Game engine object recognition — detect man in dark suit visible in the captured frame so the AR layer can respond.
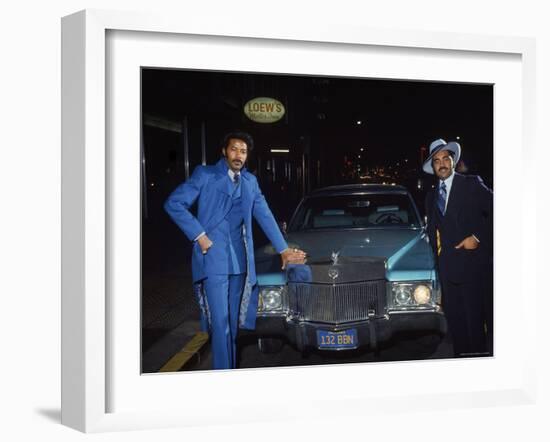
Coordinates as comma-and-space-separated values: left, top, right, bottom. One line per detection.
164, 131, 306, 370
423, 138, 493, 357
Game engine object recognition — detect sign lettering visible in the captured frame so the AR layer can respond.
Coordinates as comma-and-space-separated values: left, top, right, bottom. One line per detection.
244, 97, 285, 123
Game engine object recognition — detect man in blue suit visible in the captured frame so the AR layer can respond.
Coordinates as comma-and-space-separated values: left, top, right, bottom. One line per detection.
423, 138, 493, 357
164, 131, 306, 369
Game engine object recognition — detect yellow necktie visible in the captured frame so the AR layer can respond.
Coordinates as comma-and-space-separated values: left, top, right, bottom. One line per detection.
436, 228, 441, 255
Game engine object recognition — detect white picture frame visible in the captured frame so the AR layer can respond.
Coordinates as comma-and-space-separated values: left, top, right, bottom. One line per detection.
61, 9, 537, 433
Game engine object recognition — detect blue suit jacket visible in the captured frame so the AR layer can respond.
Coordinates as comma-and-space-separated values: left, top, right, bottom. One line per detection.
425, 173, 493, 283
164, 158, 288, 329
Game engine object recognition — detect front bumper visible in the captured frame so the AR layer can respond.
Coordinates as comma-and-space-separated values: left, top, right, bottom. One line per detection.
244, 311, 447, 351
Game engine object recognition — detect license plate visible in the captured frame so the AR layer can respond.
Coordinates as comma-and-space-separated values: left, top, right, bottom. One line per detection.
317, 329, 358, 350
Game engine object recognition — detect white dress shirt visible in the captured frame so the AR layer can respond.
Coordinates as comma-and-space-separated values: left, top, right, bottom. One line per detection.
439, 171, 455, 213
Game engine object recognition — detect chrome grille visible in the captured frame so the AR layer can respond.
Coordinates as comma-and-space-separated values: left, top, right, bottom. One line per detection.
288, 280, 386, 324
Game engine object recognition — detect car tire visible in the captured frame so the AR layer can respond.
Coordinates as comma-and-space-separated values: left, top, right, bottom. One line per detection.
257, 337, 284, 354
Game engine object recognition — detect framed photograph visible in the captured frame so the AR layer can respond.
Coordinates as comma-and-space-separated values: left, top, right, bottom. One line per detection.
62, 9, 537, 433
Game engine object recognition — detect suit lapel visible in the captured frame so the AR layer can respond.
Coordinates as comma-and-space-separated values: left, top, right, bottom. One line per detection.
214, 158, 233, 196
207, 160, 253, 230
202, 159, 233, 232
445, 173, 463, 218
240, 169, 253, 213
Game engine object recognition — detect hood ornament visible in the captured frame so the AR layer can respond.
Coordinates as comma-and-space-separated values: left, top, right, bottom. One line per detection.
328, 251, 340, 280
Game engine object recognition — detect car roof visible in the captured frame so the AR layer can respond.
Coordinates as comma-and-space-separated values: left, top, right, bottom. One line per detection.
308, 183, 409, 197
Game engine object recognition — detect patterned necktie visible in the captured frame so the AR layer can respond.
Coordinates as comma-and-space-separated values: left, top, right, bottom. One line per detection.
233, 173, 240, 185
437, 181, 447, 215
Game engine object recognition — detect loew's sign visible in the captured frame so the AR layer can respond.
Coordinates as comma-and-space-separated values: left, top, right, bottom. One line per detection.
244, 97, 285, 123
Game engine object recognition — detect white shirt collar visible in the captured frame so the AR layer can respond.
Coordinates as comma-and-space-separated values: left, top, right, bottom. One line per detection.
228, 169, 240, 181
440, 171, 455, 189
440, 171, 455, 210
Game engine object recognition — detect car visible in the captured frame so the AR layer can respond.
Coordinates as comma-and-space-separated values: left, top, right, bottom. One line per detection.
249, 184, 446, 353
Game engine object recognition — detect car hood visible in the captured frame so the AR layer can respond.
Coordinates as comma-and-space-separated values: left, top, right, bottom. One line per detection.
255, 228, 435, 279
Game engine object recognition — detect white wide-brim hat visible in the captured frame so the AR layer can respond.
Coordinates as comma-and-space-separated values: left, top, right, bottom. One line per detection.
422, 138, 461, 175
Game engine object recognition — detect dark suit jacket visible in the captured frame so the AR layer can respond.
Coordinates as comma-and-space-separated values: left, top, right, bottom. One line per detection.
425, 173, 493, 283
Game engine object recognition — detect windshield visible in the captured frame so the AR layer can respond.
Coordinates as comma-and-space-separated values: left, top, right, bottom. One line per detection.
289, 192, 421, 231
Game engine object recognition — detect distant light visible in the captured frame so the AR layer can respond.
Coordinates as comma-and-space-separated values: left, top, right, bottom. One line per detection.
358, 155, 361, 159
150, 182, 155, 187
360, 148, 364, 152
456, 136, 461, 140
270, 149, 290, 153
356, 120, 362, 125
391, 183, 396, 186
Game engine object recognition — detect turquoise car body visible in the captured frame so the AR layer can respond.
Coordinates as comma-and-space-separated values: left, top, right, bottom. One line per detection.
250, 184, 446, 352
256, 228, 436, 285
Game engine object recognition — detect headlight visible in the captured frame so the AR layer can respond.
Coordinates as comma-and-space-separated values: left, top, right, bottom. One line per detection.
258, 287, 284, 312
394, 286, 412, 305
413, 284, 431, 304
390, 282, 433, 309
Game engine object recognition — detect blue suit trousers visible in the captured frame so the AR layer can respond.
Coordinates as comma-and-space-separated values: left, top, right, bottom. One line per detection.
203, 273, 246, 369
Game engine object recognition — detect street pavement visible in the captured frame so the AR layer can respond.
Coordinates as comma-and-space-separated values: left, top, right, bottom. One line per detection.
182, 330, 455, 371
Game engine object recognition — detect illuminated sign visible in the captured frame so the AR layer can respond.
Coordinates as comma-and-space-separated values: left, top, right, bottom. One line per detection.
270, 149, 290, 153
244, 97, 285, 123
